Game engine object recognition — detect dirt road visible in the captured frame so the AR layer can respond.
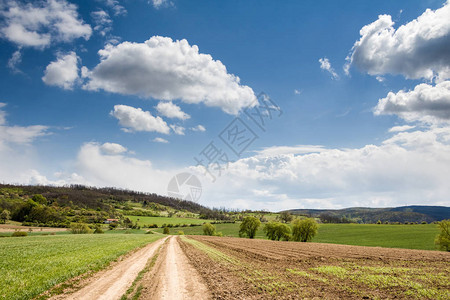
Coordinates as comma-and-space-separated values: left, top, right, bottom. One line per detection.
54, 235, 210, 300
54, 237, 167, 300
141, 236, 211, 300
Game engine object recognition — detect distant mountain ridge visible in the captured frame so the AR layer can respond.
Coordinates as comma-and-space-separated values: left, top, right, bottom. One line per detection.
287, 205, 450, 223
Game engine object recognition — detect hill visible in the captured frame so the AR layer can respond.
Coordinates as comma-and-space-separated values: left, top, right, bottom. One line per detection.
0, 184, 229, 227
287, 206, 450, 223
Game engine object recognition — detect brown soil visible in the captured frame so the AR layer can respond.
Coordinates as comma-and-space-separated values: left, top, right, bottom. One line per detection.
0, 224, 67, 232
180, 236, 450, 299
193, 235, 450, 262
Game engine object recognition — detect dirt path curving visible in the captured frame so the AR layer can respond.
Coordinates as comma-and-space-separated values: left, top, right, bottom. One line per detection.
53, 236, 168, 300
141, 236, 211, 300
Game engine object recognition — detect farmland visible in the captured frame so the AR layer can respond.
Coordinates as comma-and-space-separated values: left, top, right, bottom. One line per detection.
154, 223, 441, 250
180, 236, 450, 299
0, 234, 162, 300
1, 230, 449, 299
126, 215, 216, 227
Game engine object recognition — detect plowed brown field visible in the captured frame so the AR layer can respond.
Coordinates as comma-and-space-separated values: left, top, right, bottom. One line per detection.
180, 236, 450, 299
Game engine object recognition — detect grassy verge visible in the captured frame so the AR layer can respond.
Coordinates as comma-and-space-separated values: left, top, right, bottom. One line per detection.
0, 234, 162, 300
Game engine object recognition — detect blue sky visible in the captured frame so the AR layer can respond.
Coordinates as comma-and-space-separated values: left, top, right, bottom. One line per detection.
1, 0, 450, 210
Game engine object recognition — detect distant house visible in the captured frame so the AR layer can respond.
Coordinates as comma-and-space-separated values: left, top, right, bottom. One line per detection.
104, 219, 119, 224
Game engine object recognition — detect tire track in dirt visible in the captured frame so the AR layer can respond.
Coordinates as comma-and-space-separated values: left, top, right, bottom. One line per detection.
141, 236, 211, 300
53, 236, 168, 300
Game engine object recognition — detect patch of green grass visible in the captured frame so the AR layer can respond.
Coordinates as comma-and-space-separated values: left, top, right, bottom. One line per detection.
0, 234, 162, 300
126, 215, 215, 227
311, 263, 450, 299
313, 223, 440, 250
312, 266, 348, 279
286, 269, 328, 283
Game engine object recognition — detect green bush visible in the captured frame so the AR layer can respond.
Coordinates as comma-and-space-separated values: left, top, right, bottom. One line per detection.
435, 219, 450, 251
239, 216, 261, 239
32, 194, 47, 205
292, 218, 318, 242
146, 230, 154, 234
202, 223, 216, 236
163, 227, 170, 234
177, 230, 184, 235
70, 223, 92, 234
11, 231, 28, 237
264, 222, 291, 241
93, 225, 104, 234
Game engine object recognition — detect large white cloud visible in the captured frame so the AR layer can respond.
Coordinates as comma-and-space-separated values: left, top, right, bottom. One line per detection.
110, 104, 170, 134
347, 1, 450, 81
156, 101, 190, 120
0, 103, 55, 186
189, 127, 450, 210
42, 52, 80, 89
83, 36, 257, 114
0, 103, 49, 145
374, 81, 450, 123
0, 0, 92, 48
76, 142, 174, 195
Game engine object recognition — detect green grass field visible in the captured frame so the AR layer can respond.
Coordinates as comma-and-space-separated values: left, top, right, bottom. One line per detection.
155, 222, 441, 251
0, 234, 162, 300
126, 215, 216, 226
313, 223, 440, 250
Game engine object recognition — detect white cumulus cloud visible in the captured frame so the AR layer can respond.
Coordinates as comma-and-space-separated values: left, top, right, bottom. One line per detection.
374, 81, 450, 123
347, 1, 450, 81
110, 104, 170, 134
155, 101, 190, 120
170, 124, 185, 135
76, 142, 173, 195
42, 51, 80, 89
0, 0, 92, 48
192, 127, 450, 210
100, 142, 127, 155
83, 36, 257, 114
